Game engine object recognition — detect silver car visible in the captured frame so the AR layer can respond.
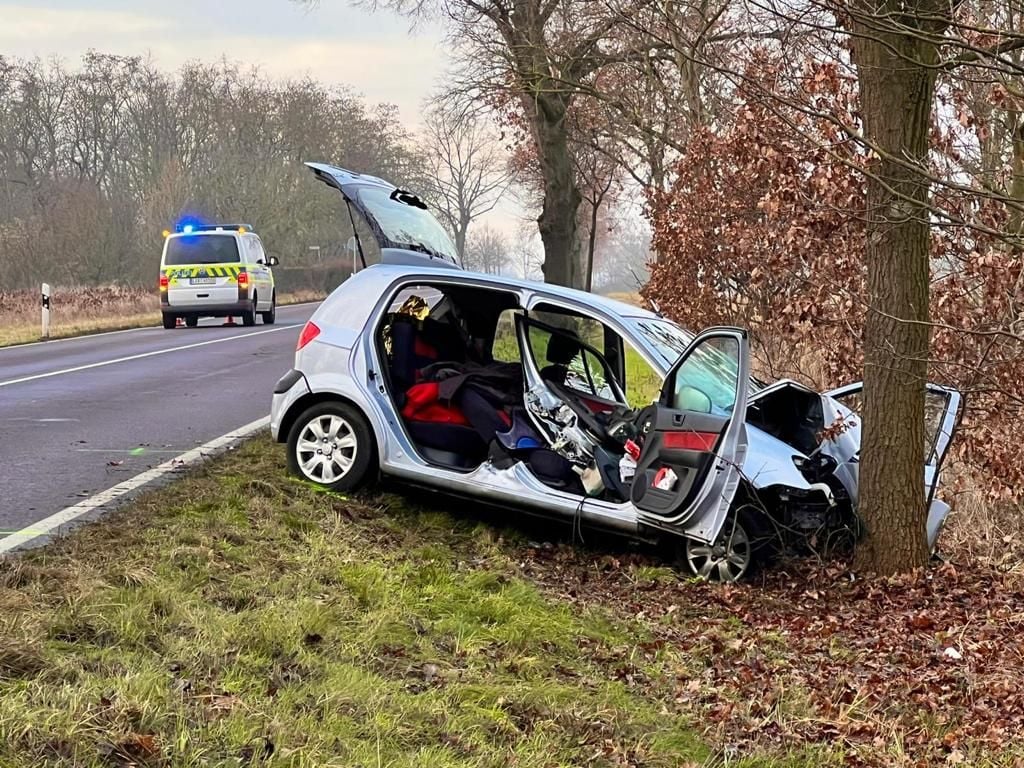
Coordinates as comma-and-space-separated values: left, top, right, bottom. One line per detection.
270, 163, 962, 580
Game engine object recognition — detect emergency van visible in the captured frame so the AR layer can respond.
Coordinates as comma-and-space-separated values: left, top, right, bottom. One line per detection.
159, 223, 278, 329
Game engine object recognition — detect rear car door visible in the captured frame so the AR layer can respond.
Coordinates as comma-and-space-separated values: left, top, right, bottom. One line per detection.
631, 328, 751, 543
824, 381, 962, 502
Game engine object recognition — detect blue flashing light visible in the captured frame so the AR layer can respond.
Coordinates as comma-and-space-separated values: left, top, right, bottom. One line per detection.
182, 224, 195, 234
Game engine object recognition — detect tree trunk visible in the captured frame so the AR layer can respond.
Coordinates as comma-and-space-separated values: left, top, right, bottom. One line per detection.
526, 93, 583, 288
850, 4, 945, 574
1010, 118, 1024, 235
585, 199, 599, 292
455, 213, 470, 262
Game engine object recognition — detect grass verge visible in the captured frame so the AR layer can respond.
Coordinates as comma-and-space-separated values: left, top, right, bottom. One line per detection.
0, 438, 712, 768
3, 437, 1022, 767
0, 290, 323, 347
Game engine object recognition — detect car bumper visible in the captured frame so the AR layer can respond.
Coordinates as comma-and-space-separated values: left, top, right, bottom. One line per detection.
270, 369, 311, 442
162, 301, 254, 316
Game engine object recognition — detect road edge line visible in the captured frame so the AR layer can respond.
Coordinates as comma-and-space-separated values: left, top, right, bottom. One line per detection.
0, 416, 270, 555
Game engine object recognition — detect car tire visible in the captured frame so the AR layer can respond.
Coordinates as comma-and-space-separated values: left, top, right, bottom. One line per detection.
162, 313, 176, 329
241, 296, 257, 327
286, 402, 376, 492
677, 506, 770, 582
261, 292, 276, 325
185, 316, 199, 328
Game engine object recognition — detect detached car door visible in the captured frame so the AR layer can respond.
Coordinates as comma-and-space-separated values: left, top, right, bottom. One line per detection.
824, 381, 962, 502
631, 328, 751, 544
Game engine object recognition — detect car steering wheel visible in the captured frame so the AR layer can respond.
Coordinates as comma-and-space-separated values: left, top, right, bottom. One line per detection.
546, 380, 616, 449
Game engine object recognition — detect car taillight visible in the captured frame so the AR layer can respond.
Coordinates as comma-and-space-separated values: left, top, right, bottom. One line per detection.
663, 431, 719, 452
297, 321, 320, 350
238, 271, 249, 286
159, 274, 168, 289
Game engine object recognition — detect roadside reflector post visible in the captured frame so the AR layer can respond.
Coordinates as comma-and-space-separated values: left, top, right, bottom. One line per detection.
41, 283, 51, 339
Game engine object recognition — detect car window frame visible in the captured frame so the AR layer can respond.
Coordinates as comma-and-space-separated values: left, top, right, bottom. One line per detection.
524, 296, 669, 407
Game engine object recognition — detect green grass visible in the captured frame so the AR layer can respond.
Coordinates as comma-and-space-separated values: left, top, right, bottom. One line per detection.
4, 439, 1014, 766
0, 439, 712, 767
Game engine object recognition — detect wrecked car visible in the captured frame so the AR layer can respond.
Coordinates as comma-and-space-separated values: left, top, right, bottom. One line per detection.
270, 163, 962, 581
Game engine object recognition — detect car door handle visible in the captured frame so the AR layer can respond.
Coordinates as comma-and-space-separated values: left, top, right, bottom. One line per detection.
672, 413, 685, 426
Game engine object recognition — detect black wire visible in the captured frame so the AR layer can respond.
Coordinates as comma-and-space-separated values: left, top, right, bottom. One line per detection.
573, 494, 587, 546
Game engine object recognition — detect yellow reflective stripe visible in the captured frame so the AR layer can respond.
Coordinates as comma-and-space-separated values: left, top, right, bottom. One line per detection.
161, 263, 244, 280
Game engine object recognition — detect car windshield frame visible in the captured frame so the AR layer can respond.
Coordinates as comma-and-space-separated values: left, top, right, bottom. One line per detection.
353, 185, 460, 265
164, 233, 240, 265
628, 317, 766, 396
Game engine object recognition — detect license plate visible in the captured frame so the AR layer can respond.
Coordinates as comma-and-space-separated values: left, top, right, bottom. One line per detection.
190, 277, 216, 285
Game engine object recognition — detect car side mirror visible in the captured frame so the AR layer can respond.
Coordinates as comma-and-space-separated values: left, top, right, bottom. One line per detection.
268, 256, 279, 267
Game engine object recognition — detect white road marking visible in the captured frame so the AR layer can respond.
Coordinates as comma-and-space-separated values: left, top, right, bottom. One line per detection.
0, 416, 270, 555
0, 300, 322, 352
0, 325, 297, 389
74, 448, 182, 454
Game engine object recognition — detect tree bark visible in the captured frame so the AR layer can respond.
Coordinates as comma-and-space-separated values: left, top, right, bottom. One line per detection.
585, 198, 598, 292
849, 2, 947, 574
527, 92, 583, 288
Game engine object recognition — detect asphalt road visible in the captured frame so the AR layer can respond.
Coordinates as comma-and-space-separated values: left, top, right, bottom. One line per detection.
0, 303, 317, 542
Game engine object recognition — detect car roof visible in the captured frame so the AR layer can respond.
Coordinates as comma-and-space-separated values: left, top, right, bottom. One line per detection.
347, 263, 662, 322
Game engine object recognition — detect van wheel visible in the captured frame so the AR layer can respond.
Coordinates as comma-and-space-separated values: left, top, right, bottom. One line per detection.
185, 316, 199, 328
162, 313, 176, 330
286, 402, 376, 492
242, 295, 257, 327
261, 292, 276, 325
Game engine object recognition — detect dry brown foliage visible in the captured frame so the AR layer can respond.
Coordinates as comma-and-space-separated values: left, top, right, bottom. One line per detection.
644, 56, 1024, 504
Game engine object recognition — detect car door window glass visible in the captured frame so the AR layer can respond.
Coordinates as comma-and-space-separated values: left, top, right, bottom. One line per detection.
667, 337, 740, 415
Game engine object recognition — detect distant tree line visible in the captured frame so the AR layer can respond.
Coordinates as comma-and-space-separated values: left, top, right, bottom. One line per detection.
0, 52, 420, 291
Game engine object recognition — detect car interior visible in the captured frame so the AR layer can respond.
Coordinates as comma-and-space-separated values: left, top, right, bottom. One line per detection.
375, 283, 646, 501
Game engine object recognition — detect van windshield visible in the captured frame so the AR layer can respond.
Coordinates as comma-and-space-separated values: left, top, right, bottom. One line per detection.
165, 235, 240, 265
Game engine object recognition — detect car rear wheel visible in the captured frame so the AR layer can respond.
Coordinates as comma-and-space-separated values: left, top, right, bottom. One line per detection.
261, 292, 276, 325
162, 313, 176, 330
241, 295, 257, 327
287, 402, 376, 492
185, 316, 199, 328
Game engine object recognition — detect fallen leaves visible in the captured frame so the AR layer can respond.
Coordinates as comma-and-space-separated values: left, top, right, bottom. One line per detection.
516, 543, 1024, 766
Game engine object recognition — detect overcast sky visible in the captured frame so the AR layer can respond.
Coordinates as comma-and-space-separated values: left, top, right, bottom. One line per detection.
0, 1, 537, 240
0, 1, 446, 123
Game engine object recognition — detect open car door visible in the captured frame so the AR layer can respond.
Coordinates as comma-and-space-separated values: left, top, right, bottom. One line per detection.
824, 381, 962, 504
631, 328, 751, 544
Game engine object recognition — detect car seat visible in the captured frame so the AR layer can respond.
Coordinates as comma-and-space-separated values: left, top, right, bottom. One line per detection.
540, 331, 582, 386
389, 316, 437, 393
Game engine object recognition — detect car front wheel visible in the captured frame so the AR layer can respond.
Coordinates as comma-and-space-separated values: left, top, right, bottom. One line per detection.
286, 402, 376, 492
680, 507, 769, 582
